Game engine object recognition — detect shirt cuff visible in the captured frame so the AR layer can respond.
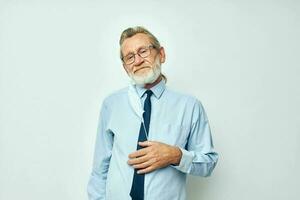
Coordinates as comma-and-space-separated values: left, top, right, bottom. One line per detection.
170, 147, 195, 173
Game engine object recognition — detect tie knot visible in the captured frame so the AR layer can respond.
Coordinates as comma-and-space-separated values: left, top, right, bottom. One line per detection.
145, 90, 153, 98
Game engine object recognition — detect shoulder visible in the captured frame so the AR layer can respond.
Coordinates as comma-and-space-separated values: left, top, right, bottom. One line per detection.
102, 86, 128, 107
166, 86, 209, 124
164, 86, 208, 123
164, 86, 203, 107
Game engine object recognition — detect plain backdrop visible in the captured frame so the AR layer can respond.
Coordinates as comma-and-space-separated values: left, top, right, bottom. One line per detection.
0, 0, 299, 200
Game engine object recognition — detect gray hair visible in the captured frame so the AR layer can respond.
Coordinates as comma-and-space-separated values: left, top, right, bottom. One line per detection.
119, 26, 161, 57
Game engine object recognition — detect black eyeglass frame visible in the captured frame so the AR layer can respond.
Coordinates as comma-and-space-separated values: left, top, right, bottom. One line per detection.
122, 45, 156, 65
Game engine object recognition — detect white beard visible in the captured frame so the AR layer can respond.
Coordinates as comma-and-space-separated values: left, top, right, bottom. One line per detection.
129, 57, 161, 86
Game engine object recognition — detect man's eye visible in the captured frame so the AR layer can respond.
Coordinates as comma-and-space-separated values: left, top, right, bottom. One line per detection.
126, 55, 134, 60
139, 49, 147, 54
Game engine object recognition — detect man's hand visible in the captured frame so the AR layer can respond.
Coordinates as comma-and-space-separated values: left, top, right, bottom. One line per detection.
127, 141, 182, 174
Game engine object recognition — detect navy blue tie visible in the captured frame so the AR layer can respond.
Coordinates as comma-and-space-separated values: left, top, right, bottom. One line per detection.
130, 90, 153, 200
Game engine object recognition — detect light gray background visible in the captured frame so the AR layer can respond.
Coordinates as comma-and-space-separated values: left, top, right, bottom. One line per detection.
0, 0, 299, 200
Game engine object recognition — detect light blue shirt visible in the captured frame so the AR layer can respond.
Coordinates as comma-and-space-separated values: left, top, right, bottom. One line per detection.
87, 79, 218, 200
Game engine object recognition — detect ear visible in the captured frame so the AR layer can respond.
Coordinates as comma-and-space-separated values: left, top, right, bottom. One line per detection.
159, 47, 166, 63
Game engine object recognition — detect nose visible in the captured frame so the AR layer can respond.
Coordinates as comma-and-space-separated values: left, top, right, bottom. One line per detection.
133, 54, 144, 66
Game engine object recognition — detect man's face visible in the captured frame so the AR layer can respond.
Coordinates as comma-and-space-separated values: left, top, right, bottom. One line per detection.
121, 33, 165, 85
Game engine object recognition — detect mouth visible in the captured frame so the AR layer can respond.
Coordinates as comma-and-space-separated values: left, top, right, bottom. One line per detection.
134, 66, 150, 73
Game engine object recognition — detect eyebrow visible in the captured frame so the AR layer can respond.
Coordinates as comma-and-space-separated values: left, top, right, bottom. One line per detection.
124, 45, 149, 56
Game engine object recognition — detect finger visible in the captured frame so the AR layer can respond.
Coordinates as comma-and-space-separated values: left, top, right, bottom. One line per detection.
133, 158, 156, 169
127, 155, 149, 165
138, 141, 154, 147
137, 165, 156, 174
128, 148, 148, 158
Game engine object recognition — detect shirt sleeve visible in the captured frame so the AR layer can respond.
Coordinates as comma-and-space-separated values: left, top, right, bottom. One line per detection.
171, 99, 219, 177
87, 101, 114, 200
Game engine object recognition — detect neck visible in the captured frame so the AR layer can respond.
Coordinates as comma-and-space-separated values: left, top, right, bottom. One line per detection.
144, 75, 162, 89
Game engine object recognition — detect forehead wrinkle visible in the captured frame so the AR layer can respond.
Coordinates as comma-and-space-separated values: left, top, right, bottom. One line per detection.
121, 33, 152, 56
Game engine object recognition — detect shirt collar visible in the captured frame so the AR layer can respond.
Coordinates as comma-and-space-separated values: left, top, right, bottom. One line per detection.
135, 78, 166, 99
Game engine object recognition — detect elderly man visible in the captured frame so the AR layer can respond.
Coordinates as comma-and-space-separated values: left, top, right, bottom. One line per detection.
87, 26, 218, 200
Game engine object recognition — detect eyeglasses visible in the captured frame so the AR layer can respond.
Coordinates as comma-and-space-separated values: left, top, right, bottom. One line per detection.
122, 45, 155, 65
